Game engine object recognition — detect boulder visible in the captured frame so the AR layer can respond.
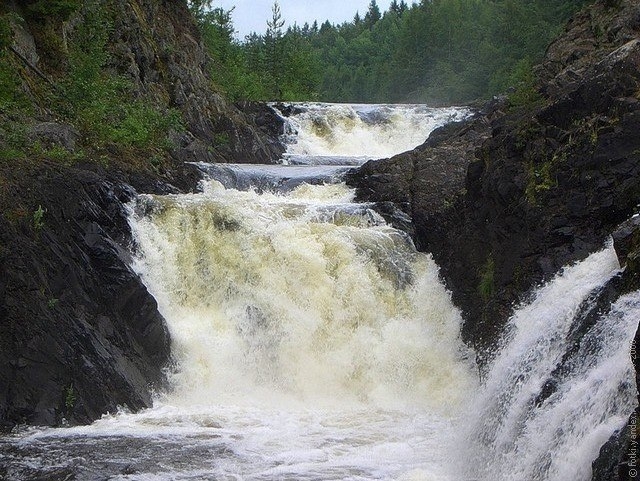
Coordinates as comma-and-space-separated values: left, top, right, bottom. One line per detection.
29, 122, 80, 151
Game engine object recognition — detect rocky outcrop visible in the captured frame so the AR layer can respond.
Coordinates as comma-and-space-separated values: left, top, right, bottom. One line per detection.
0, 162, 200, 429
4, 0, 284, 165
346, 99, 502, 231
105, 0, 284, 164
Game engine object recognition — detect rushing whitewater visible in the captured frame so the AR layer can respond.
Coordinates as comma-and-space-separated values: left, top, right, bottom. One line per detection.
274, 103, 469, 163
466, 245, 639, 481
129, 181, 475, 412
0, 103, 637, 481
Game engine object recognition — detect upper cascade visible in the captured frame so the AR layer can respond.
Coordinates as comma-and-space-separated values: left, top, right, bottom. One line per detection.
273, 103, 470, 164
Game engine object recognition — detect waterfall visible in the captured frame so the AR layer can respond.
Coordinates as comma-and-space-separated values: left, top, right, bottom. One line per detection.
273, 103, 470, 164
0, 103, 636, 481
128, 180, 476, 412
465, 244, 638, 481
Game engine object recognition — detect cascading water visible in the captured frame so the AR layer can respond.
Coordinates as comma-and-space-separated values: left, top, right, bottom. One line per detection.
0, 103, 637, 481
129, 182, 475, 412
465, 244, 639, 481
273, 103, 469, 165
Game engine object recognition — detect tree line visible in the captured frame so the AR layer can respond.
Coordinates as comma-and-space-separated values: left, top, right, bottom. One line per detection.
190, 0, 589, 105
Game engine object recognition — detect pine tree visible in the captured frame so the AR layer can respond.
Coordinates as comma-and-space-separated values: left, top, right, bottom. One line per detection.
265, 1, 286, 99
266, 1, 285, 40
187, 0, 212, 24
364, 0, 381, 29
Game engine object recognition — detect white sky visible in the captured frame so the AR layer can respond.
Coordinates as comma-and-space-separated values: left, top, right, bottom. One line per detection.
214, 0, 396, 39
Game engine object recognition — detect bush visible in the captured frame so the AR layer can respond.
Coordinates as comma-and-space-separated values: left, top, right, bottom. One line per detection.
62, 1, 184, 151
507, 58, 543, 109
108, 104, 183, 148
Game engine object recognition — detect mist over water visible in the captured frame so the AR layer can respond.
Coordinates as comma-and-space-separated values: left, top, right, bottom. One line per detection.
0, 103, 637, 481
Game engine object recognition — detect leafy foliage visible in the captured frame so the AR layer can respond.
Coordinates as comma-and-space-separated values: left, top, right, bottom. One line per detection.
0, 56, 24, 113
0, 14, 12, 50
32, 204, 45, 230
478, 254, 495, 302
60, 1, 182, 150
0, 0, 183, 165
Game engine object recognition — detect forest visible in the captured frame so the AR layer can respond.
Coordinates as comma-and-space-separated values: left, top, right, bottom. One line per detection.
191, 0, 590, 105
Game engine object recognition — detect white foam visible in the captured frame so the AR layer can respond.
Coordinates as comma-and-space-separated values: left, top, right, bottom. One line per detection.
463, 244, 639, 481
277, 103, 469, 161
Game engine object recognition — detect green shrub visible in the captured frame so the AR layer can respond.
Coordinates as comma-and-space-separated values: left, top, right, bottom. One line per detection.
62, 1, 184, 151
0, 147, 26, 162
526, 160, 557, 205
107, 104, 179, 148
0, 54, 26, 113
0, 15, 12, 50
507, 58, 543, 109
33, 205, 45, 230
64, 384, 76, 410
478, 254, 495, 302
0, 123, 27, 161
214, 132, 231, 146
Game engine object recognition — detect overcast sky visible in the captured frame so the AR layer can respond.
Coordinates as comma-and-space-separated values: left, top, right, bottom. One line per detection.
214, 0, 397, 39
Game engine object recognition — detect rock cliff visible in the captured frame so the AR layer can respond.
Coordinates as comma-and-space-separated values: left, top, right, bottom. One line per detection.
0, 165, 173, 428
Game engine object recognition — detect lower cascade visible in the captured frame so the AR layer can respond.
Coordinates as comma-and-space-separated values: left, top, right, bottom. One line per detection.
0, 104, 637, 481
129, 181, 475, 413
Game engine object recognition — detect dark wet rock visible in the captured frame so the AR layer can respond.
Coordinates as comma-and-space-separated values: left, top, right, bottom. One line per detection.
270, 102, 305, 118
369, 202, 415, 238
592, 414, 637, 481
0, 166, 173, 430
346, 109, 497, 222
613, 215, 640, 291
235, 101, 287, 141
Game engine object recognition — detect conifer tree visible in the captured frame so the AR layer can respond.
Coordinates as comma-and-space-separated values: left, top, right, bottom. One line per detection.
364, 1, 381, 29
265, 1, 285, 99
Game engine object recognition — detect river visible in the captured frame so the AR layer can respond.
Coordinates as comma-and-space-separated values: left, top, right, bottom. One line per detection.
0, 103, 637, 481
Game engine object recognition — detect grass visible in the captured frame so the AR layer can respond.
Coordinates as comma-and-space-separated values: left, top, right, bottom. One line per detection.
64, 383, 76, 410
478, 254, 495, 302
32, 205, 45, 230
525, 159, 557, 205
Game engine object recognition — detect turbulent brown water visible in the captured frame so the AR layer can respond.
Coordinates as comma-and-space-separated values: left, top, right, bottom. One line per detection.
0, 103, 636, 481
